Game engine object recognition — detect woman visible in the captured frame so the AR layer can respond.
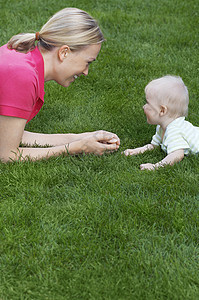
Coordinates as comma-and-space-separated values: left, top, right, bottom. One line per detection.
0, 7, 120, 162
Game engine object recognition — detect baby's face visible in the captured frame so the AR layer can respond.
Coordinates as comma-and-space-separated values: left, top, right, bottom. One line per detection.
143, 91, 161, 125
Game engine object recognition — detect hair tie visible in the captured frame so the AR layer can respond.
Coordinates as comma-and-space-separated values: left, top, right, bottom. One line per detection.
35, 32, 40, 41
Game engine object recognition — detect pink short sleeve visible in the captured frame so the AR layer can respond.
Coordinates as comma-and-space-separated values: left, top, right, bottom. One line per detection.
0, 65, 37, 120
0, 45, 44, 122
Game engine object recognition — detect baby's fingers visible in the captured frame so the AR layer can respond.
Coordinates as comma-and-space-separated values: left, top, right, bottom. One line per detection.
122, 149, 134, 156
140, 163, 155, 171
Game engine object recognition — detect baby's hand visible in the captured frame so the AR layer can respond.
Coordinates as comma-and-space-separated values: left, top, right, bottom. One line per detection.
140, 163, 155, 171
122, 149, 140, 156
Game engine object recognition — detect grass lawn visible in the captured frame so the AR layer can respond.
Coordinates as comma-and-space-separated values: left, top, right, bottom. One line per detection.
1, 0, 199, 299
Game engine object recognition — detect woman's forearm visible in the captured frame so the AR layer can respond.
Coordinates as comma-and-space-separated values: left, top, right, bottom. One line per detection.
7, 140, 84, 162
22, 130, 92, 147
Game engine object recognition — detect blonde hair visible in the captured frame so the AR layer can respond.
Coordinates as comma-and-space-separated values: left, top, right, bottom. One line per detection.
145, 75, 189, 117
7, 7, 104, 53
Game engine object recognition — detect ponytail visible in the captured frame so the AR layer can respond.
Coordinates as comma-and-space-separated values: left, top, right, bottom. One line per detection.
7, 8, 104, 53
7, 33, 37, 53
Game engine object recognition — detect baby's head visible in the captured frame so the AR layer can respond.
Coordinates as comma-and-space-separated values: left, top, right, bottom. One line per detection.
145, 75, 189, 118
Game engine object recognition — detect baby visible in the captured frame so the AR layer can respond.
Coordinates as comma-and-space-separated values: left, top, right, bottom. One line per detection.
124, 75, 199, 170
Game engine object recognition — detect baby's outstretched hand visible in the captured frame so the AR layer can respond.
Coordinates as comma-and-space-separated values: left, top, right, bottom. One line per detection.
140, 163, 155, 171
122, 149, 139, 156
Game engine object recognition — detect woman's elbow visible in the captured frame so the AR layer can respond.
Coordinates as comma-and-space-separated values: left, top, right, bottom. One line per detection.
0, 149, 18, 163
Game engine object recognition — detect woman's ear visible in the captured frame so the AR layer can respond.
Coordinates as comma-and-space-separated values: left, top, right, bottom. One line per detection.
58, 45, 70, 62
159, 105, 168, 116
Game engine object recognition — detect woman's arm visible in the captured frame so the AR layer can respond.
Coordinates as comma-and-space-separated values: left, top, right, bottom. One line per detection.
22, 130, 106, 146
140, 149, 185, 170
9, 133, 119, 162
0, 116, 119, 162
0, 115, 27, 162
123, 143, 156, 156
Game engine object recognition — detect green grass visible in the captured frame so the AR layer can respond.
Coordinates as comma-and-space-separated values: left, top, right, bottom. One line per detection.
1, 0, 199, 299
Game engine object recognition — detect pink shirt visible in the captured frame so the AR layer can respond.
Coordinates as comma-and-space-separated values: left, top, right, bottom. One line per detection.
0, 45, 45, 123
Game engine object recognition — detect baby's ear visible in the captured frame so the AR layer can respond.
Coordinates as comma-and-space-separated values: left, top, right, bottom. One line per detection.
159, 105, 168, 116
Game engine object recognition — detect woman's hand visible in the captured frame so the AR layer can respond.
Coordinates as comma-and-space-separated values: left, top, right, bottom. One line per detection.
82, 130, 120, 155
68, 130, 120, 155
85, 130, 120, 146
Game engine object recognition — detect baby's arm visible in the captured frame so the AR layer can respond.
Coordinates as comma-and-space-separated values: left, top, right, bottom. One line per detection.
140, 149, 184, 170
123, 143, 156, 156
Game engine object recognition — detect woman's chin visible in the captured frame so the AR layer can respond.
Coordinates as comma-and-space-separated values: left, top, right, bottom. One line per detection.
66, 78, 75, 86
61, 80, 73, 88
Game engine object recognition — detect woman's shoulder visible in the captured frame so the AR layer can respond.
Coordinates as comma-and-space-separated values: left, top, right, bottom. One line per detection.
0, 45, 38, 83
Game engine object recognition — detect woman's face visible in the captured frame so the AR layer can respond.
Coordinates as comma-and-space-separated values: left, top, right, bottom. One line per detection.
54, 43, 101, 87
